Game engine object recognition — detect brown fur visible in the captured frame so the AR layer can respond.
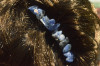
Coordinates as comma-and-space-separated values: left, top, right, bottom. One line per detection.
0, 0, 100, 66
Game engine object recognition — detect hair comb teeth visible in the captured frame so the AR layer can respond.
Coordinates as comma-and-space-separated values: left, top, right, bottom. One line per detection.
28, 5, 74, 63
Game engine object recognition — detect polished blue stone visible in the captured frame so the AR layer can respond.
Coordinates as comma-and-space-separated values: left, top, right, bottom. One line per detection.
53, 31, 62, 36
49, 19, 55, 25
59, 38, 69, 47
63, 44, 71, 53
42, 16, 49, 25
52, 30, 65, 41
36, 9, 44, 19
49, 24, 60, 31
58, 34, 65, 41
52, 23, 60, 31
63, 52, 74, 62
28, 6, 44, 19
52, 31, 62, 39
28, 6, 38, 15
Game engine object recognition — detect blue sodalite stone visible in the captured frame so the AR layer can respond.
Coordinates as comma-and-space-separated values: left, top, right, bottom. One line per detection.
28, 6, 38, 15
28, 6, 44, 19
49, 19, 55, 25
53, 31, 62, 36
63, 51, 74, 62
52, 30, 65, 41
36, 9, 44, 19
42, 16, 49, 25
58, 34, 65, 41
59, 38, 69, 47
52, 31, 62, 39
46, 23, 60, 31
28, 6, 60, 31
63, 44, 71, 53
49, 23, 60, 31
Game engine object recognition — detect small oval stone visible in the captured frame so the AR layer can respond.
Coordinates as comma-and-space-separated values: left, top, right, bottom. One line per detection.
63, 44, 71, 53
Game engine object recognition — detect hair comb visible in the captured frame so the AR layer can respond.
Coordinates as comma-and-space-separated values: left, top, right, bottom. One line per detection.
28, 6, 74, 62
